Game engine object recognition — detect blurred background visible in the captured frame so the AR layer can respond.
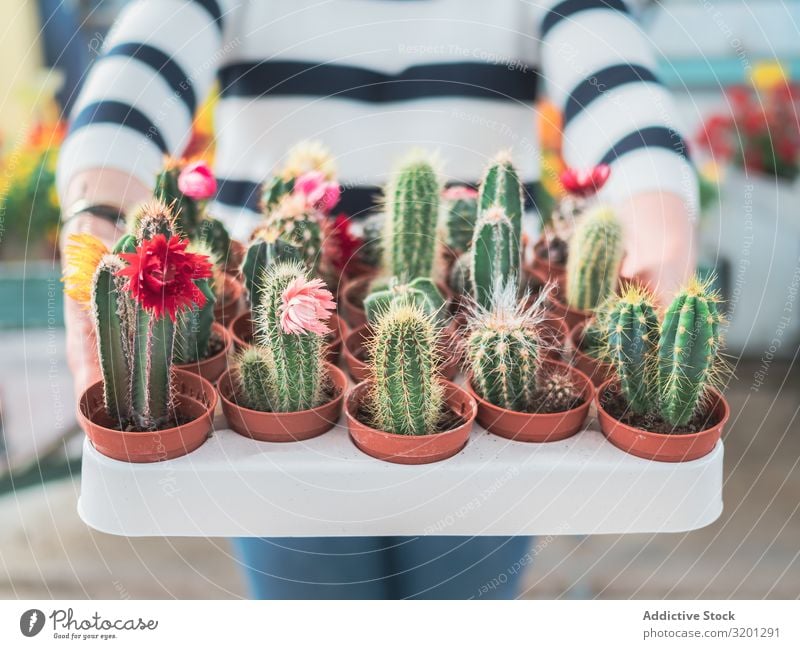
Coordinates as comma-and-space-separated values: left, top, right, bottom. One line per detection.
0, 0, 797, 598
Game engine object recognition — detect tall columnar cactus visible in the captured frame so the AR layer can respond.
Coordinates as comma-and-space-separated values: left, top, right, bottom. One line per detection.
363, 277, 447, 325
242, 228, 301, 308
479, 152, 523, 238
131, 308, 175, 430
173, 277, 216, 363
606, 285, 660, 415
384, 152, 440, 280
91, 256, 136, 423
262, 194, 324, 274
155, 163, 199, 235
565, 205, 623, 311
443, 186, 479, 255
657, 277, 724, 426
368, 303, 443, 436
448, 251, 472, 297
246, 261, 332, 412
466, 282, 543, 412
470, 206, 520, 308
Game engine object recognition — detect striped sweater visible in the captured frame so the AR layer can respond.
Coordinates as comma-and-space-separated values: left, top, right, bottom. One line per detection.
57, 0, 696, 239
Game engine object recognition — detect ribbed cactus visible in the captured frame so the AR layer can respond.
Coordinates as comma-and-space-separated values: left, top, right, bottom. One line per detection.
249, 261, 329, 412
606, 285, 660, 414
262, 195, 323, 274
443, 186, 479, 254
657, 277, 724, 426
448, 251, 472, 296
565, 205, 623, 311
539, 372, 578, 413
235, 346, 274, 412
134, 200, 175, 241
479, 152, 523, 238
470, 206, 520, 308
91, 256, 136, 423
368, 303, 443, 436
384, 152, 440, 280
131, 308, 175, 430
465, 282, 545, 411
363, 277, 447, 326
173, 278, 216, 363
155, 164, 199, 236
197, 217, 232, 264
242, 228, 301, 308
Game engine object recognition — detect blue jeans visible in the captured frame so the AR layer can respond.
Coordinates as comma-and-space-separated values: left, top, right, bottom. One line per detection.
231, 536, 531, 599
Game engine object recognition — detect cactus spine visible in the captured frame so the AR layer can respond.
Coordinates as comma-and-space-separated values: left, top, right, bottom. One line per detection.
384, 153, 440, 280
368, 303, 443, 436
565, 205, 623, 311
657, 277, 723, 426
443, 187, 479, 254
155, 164, 199, 236
262, 195, 323, 274
363, 277, 447, 326
470, 206, 520, 308
132, 309, 175, 430
466, 283, 543, 411
242, 229, 300, 308
606, 285, 660, 414
173, 278, 216, 363
479, 152, 523, 237
251, 261, 328, 412
235, 346, 274, 412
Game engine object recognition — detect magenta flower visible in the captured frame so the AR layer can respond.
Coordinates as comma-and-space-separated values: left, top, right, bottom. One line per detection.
279, 276, 336, 335
294, 170, 341, 213
559, 164, 611, 198
178, 160, 217, 200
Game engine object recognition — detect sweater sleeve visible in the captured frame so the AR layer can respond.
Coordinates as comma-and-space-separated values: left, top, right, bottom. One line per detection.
534, 0, 698, 217
56, 0, 241, 201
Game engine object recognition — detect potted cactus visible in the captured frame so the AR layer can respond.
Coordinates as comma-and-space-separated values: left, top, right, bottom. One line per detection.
463, 282, 593, 442
567, 298, 616, 388
546, 204, 623, 331
217, 261, 348, 442
67, 202, 218, 463
440, 184, 479, 271
344, 301, 477, 464
595, 279, 730, 462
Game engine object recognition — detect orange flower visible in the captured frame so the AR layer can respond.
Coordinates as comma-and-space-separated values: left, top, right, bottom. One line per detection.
61, 233, 109, 308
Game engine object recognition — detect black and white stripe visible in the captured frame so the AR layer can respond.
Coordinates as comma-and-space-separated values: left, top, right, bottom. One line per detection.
58, 0, 696, 239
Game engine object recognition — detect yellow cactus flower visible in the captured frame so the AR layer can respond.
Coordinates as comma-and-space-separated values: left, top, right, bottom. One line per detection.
750, 61, 787, 91
281, 140, 336, 181
61, 233, 110, 308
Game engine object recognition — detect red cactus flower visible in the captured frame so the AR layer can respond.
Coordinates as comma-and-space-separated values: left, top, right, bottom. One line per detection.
117, 234, 214, 321
325, 213, 363, 272
559, 164, 611, 197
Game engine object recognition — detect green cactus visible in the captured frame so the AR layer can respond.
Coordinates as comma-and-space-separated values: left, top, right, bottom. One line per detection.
154, 164, 199, 236
235, 346, 274, 412
448, 251, 472, 296
443, 187, 479, 254
262, 195, 323, 275
470, 206, 520, 308
134, 200, 175, 241
384, 152, 440, 280
368, 302, 443, 436
173, 278, 216, 363
478, 152, 523, 238
539, 371, 579, 412
197, 217, 232, 264
565, 205, 623, 311
250, 261, 329, 412
262, 175, 294, 212
657, 277, 724, 426
241, 229, 301, 308
91, 256, 136, 424
466, 282, 543, 412
605, 285, 660, 415
363, 277, 447, 326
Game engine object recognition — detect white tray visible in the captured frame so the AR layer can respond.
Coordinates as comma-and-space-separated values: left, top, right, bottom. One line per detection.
78, 414, 723, 537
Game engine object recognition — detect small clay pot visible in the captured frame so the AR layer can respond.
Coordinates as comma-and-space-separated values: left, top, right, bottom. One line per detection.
214, 275, 244, 326
595, 380, 729, 462
546, 290, 592, 333
228, 311, 345, 364
568, 321, 615, 388
77, 369, 217, 463
218, 362, 347, 442
222, 240, 246, 277
345, 379, 477, 464
176, 322, 232, 383
465, 360, 593, 443
343, 323, 460, 383
529, 235, 567, 288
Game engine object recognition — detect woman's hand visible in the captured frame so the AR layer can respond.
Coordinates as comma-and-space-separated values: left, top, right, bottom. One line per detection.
615, 191, 696, 308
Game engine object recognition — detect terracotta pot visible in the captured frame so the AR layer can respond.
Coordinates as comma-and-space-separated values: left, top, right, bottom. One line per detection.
218, 362, 347, 442
345, 379, 477, 464
223, 240, 246, 277
176, 322, 233, 383
343, 323, 460, 383
465, 360, 593, 442
568, 321, 615, 388
595, 380, 729, 462
77, 369, 217, 463
228, 311, 344, 364
530, 235, 567, 287
214, 275, 244, 326
546, 290, 592, 333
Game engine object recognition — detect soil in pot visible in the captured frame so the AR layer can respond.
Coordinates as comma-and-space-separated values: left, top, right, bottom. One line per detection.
466, 360, 593, 442
176, 322, 232, 382
78, 369, 217, 463
345, 380, 477, 464
596, 381, 729, 462
218, 362, 347, 442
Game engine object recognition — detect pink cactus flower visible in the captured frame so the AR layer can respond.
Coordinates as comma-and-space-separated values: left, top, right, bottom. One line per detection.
279, 276, 336, 335
178, 160, 217, 199
294, 170, 341, 213
442, 185, 478, 201
559, 164, 611, 197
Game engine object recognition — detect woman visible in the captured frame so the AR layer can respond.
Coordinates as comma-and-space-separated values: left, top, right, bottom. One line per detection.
58, 0, 696, 599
